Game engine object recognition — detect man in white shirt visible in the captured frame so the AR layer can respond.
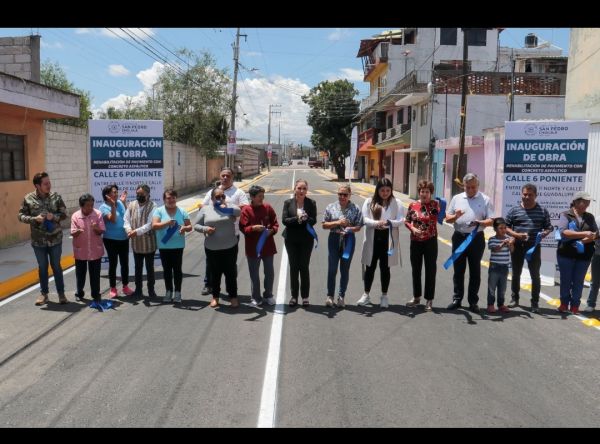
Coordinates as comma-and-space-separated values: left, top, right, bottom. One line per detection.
200, 167, 249, 295
445, 173, 494, 313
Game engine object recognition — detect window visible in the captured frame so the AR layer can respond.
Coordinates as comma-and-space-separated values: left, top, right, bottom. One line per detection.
440, 28, 457, 46
0, 134, 26, 182
397, 108, 404, 125
420, 103, 428, 126
466, 28, 487, 47
384, 155, 392, 175
525, 103, 531, 113
387, 114, 393, 129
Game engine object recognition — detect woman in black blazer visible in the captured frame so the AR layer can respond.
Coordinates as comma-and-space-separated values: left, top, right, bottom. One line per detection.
282, 179, 317, 306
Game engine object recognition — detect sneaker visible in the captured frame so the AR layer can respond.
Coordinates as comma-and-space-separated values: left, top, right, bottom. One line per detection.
425, 300, 433, 311
558, 303, 569, 313
122, 285, 134, 296
133, 288, 143, 298
357, 293, 371, 306
570, 305, 579, 315
325, 296, 334, 307
447, 300, 461, 310
487, 305, 497, 313
163, 291, 173, 303
336, 297, 345, 308
250, 299, 263, 307
173, 291, 182, 304
498, 305, 510, 313
109, 287, 118, 298
380, 294, 389, 309
406, 297, 421, 307
74, 291, 85, 302
508, 298, 519, 308
58, 293, 68, 305
201, 286, 212, 296
469, 304, 480, 314
265, 297, 276, 306
148, 288, 158, 299
35, 293, 48, 306
584, 305, 595, 313
530, 302, 539, 314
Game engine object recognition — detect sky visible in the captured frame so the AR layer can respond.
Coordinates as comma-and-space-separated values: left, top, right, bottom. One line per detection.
1, 27, 571, 146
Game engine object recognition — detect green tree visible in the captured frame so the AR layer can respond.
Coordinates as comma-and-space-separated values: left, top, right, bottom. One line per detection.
302, 80, 359, 179
40, 60, 92, 128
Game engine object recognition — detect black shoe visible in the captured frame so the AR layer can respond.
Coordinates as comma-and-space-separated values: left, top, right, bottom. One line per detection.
201, 286, 212, 296
508, 299, 519, 308
148, 288, 158, 299
469, 304, 480, 313
74, 292, 85, 301
531, 302, 539, 313
447, 300, 461, 310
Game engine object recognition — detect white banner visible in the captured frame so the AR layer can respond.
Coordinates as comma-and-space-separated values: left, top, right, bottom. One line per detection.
346, 126, 358, 180
503, 120, 590, 285
227, 129, 237, 155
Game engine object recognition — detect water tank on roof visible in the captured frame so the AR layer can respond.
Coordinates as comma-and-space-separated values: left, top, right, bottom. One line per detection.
525, 33, 538, 48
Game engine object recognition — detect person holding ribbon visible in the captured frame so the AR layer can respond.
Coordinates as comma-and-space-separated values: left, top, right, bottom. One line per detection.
504, 183, 553, 313
322, 184, 363, 308
445, 173, 493, 313
556, 191, 599, 314
152, 189, 192, 305
99, 184, 133, 299
18, 172, 68, 306
281, 179, 317, 307
194, 187, 242, 308
239, 185, 279, 307
404, 180, 439, 312
486, 217, 514, 313
357, 178, 404, 309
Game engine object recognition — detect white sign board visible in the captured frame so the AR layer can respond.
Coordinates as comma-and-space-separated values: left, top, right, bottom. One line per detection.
346, 126, 358, 180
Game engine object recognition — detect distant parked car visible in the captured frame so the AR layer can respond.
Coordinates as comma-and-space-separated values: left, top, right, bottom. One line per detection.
282, 161, 290, 167
297, 160, 304, 165
308, 160, 323, 168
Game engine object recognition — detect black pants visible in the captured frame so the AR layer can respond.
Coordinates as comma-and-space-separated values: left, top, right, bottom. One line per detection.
204, 236, 238, 292
75, 258, 101, 301
159, 248, 184, 292
451, 231, 485, 305
134, 251, 156, 291
410, 237, 438, 300
285, 238, 314, 299
103, 238, 129, 287
364, 231, 391, 293
206, 246, 238, 298
510, 241, 541, 303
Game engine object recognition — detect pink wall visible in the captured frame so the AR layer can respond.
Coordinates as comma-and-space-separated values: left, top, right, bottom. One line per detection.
393, 152, 405, 192
443, 146, 485, 200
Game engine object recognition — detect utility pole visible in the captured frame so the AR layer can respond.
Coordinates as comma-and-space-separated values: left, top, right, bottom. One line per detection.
509, 49, 515, 121
267, 104, 281, 171
229, 28, 247, 169
456, 28, 469, 189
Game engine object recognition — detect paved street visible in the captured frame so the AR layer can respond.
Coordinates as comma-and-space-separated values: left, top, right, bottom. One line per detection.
0, 167, 599, 427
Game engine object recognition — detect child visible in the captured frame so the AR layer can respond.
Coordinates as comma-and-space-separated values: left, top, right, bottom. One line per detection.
71, 193, 105, 303
487, 217, 514, 313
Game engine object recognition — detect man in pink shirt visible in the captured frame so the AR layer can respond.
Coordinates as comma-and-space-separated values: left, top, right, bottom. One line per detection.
71, 193, 105, 303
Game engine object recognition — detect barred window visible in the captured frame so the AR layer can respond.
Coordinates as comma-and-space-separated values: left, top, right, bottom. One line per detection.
0, 133, 26, 182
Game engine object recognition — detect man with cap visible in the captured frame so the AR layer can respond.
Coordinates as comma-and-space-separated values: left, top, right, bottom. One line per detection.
504, 183, 553, 313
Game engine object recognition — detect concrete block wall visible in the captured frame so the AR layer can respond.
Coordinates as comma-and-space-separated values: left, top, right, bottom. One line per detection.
44, 122, 89, 216
163, 140, 207, 195
0, 35, 40, 82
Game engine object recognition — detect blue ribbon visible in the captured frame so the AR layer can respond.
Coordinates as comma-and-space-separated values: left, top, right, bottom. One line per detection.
306, 223, 318, 248
256, 228, 269, 257
564, 221, 585, 253
443, 223, 480, 270
89, 299, 116, 312
435, 197, 446, 225
161, 221, 180, 244
342, 230, 355, 260
525, 232, 543, 261
214, 203, 235, 215
386, 220, 395, 256
43, 218, 54, 231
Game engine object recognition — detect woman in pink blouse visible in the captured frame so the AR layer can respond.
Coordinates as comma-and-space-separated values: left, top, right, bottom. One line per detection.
71, 193, 105, 303
404, 180, 439, 311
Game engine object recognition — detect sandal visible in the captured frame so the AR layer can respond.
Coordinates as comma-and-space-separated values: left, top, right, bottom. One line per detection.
209, 298, 219, 308
302, 298, 310, 307
425, 300, 433, 311
406, 297, 421, 307
289, 297, 298, 307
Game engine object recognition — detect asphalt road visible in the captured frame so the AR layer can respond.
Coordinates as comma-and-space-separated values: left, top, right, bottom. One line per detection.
0, 166, 598, 427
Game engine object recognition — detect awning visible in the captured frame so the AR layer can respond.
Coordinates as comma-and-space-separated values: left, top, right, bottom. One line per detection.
358, 137, 376, 152
395, 92, 430, 107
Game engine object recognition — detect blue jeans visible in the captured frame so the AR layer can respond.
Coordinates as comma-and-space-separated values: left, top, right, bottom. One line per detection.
327, 232, 354, 298
557, 254, 591, 308
586, 254, 600, 308
247, 255, 274, 302
487, 263, 508, 306
33, 244, 65, 295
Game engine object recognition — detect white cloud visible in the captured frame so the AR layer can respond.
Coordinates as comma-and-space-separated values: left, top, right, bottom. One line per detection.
323, 68, 364, 82
40, 41, 63, 49
101, 28, 155, 40
136, 62, 165, 91
243, 51, 262, 57
328, 28, 351, 41
75, 28, 91, 34
108, 64, 130, 77
93, 91, 148, 117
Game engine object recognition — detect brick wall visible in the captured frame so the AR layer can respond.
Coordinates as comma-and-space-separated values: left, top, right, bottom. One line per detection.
0, 35, 40, 82
163, 140, 208, 195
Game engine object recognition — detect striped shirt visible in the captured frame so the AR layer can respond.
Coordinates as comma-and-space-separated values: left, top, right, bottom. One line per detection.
488, 235, 512, 265
505, 203, 552, 247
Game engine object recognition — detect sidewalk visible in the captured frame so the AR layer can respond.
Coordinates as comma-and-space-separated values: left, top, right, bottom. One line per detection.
0, 171, 269, 300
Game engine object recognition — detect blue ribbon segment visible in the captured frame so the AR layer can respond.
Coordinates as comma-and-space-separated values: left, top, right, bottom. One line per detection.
214, 203, 235, 215
525, 232, 543, 261
306, 223, 318, 248
342, 230, 355, 260
435, 197, 446, 225
43, 218, 54, 231
256, 228, 269, 257
161, 221, 180, 244
89, 299, 116, 312
443, 223, 480, 270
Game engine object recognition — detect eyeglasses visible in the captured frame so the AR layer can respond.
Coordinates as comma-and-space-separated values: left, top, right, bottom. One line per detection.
338, 193, 349, 197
